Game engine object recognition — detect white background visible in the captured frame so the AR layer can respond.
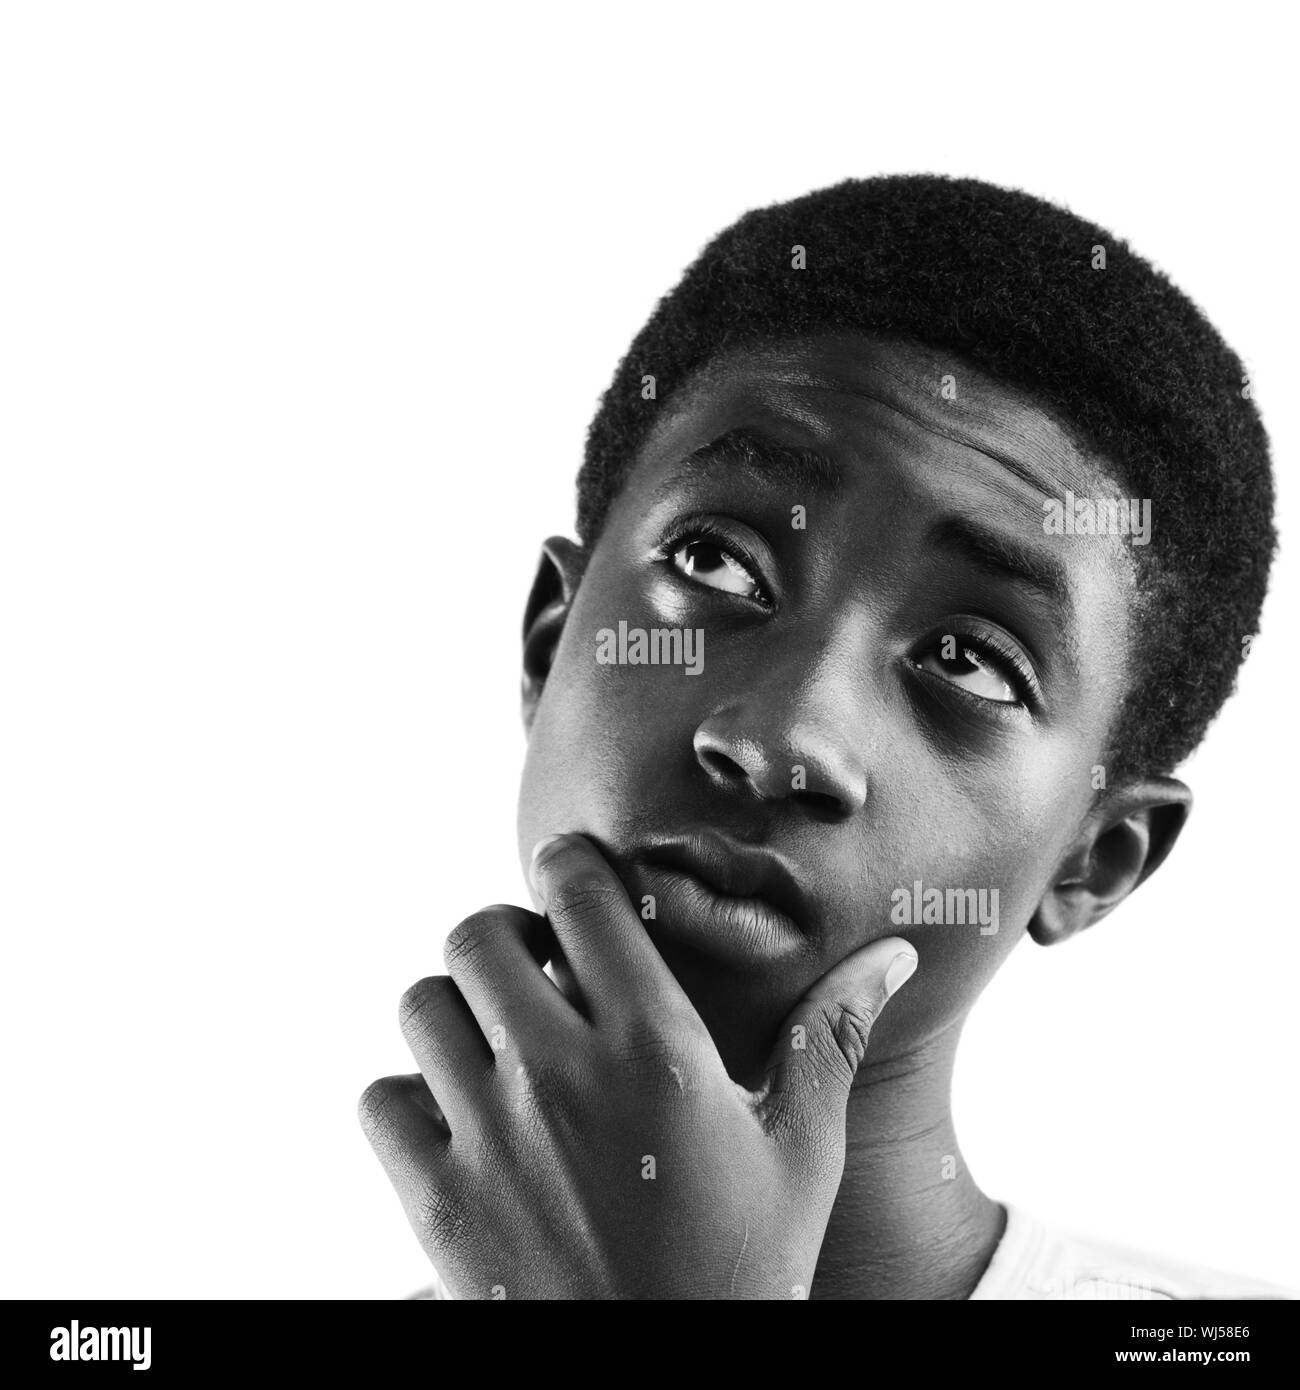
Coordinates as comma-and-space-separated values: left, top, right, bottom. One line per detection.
2, 2, 1295, 1298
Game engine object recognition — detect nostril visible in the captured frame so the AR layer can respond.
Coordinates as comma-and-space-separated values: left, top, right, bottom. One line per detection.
795, 788, 849, 823
697, 746, 747, 785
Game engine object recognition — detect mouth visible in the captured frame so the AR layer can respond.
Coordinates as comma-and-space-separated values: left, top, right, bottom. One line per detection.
625, 830, 812, 966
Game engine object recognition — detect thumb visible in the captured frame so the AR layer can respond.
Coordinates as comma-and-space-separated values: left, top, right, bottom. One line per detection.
759, 936, 918, 1139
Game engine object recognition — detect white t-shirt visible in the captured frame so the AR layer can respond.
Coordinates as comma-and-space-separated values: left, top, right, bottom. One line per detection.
408, 1204, 1294, 1300
968, 1205, 1292, 1300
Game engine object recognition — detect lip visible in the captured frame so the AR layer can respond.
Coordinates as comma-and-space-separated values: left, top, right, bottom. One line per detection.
627, 830, 812, 965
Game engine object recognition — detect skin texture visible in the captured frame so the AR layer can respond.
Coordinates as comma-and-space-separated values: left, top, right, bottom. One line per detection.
362, 334, 1192, 1299
365, 835, 920, 1299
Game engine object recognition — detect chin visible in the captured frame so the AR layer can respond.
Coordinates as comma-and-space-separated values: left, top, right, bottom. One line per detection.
648, 937, 802, 1084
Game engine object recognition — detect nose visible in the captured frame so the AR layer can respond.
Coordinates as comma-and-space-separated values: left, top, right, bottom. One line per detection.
692, 671, 870, 821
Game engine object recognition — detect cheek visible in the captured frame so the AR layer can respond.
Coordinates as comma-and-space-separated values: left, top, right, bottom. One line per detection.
848, 786, 1042, 1046
517, 589, 708, 855
853, 745, 1087, 1001
886, 710, 1092, 890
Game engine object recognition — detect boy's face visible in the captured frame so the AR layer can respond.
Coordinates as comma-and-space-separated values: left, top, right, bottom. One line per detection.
518, 334, 1143, 1084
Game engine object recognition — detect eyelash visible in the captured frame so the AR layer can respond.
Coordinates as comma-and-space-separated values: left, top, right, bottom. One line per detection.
912, 625, 1041, 711
657, 519, 775, 607
657, 520, 1041, 713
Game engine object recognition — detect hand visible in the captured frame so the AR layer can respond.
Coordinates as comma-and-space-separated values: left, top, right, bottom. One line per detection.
359, 832, 918, 1299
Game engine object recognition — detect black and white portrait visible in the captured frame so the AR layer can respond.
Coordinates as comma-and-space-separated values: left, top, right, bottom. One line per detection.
3, 0, 1295, 1349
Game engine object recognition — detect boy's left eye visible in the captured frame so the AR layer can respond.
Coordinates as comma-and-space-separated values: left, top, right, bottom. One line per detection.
670, 537, 766, 602
913, 639, 1021, 704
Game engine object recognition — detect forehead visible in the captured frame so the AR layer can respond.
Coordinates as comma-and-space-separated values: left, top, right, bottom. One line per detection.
624, 332, 1140, 581
653, 333, 1119, 506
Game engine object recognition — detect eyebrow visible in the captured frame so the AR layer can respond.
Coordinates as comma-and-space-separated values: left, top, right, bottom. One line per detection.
655, 426, 845, 498
660, 427, 1076, 625
928, 515, 1074, 620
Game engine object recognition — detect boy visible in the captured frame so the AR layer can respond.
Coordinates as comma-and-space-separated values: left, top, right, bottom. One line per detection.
360, 175, 1283, 1299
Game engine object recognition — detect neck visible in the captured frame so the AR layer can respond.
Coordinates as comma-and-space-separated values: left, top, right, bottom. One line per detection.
810, 1019, 1005, 1300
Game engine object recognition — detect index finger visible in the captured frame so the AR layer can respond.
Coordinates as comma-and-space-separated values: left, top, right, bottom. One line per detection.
528, 832, 700, 1035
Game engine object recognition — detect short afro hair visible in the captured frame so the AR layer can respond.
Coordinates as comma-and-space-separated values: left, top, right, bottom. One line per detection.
575, 174, 1276, 781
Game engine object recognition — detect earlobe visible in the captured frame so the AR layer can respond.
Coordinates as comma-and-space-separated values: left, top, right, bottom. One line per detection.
521, 536, 586, 730
1029, 777, 1192, 946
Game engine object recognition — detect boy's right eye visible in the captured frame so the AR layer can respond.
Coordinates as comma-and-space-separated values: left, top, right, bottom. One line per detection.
668, 535, 770, 604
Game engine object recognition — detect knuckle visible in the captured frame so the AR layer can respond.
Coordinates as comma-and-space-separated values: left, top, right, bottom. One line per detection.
512, 1057, 583, 1107
357, 1075, 404, 1143
795, 1000, 877, 1090
614, 1025, 711, 1096
443, 910, 500, 975
545, 874, 625, 927
830, 999, 878, 1072
615, 1008, 687, 1057
398, 976, 447, 1033
508, 1058, 592, 1135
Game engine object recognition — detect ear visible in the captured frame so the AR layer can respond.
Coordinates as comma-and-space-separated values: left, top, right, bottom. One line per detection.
521, 536, 586, 731
1029, 777, 1192, 946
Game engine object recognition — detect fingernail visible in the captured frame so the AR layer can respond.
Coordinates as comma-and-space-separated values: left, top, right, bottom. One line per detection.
884, 949, 919, 998
529, 834, 566, 883
531, 834, 566, 865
